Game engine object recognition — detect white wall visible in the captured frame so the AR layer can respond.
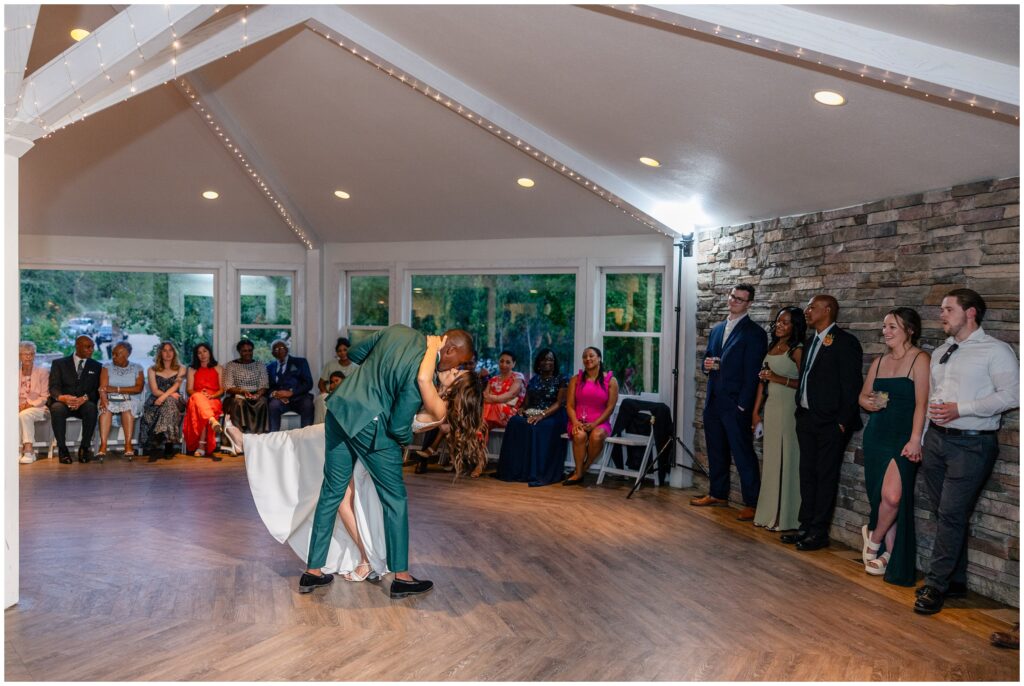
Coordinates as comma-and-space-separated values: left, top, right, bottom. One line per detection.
6, 153, 21, 607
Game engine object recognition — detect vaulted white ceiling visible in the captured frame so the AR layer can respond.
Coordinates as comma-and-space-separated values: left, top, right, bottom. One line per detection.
11, 4, 1020, 247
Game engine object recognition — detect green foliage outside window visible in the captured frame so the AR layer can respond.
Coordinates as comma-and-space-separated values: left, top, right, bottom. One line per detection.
350, 275, 389, 326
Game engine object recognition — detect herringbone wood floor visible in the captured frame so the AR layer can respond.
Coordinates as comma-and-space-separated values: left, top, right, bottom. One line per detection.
5, 454, 1019, 681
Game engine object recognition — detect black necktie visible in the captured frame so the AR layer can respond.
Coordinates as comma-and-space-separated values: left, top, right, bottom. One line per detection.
76, 359, 84, 378
797, 335, 820, 403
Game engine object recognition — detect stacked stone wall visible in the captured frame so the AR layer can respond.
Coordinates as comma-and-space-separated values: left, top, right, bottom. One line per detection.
693, 177, 1019, 606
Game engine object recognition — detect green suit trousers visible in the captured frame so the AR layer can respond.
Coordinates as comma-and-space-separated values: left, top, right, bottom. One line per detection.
306, 414, 409, 572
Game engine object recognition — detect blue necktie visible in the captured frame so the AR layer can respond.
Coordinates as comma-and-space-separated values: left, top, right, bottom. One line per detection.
76, 359, 84, 378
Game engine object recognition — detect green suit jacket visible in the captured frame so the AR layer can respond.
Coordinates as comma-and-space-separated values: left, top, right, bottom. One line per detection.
325, 324, 425, 446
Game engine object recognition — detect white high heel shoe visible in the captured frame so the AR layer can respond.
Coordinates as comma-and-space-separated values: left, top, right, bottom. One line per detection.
862, 524, 881, 563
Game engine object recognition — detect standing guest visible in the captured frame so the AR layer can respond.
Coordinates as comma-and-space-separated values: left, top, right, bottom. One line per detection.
495, 348, 569, 487
267, 339, 315, 431
138, 341, 187, 458
563, 347, 618, 486
97, 342, 145, 460
482, 350, 526, 429
914, 289, 1018, 615
692, 284, 768, 521
48, 335, 102, 464
222, 339, 270, 445
17, 341, 49, 464
315, 337, 359, 424
751, 307, 806, 531
858, 308, 930, 584
183, 343, 226, 457
781, 295, 863, 551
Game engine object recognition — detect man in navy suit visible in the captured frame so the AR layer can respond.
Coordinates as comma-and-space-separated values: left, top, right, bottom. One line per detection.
692, 284, 768, 520
266, 339, 315, 431
781, 294, 863, 551
48, 335, 103, 463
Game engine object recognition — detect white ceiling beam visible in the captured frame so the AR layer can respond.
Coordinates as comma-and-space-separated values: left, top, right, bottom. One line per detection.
306, 5, 683, 236
4, 5, 39, 122
620, 4, 1018, 118
177, 72, 320, 249
10, 5, 221, 140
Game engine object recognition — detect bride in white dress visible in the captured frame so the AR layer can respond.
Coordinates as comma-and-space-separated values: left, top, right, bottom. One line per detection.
244, 335, 483, 581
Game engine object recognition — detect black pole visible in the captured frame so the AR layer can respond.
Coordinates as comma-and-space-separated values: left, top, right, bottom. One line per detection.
668, 235, 706, 477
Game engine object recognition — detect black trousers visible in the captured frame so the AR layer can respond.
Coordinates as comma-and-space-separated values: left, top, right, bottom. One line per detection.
49, 401, 98, 454
795, 409, 852, 538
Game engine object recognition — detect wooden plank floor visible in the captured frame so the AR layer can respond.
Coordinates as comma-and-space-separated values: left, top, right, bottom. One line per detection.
6, 454, 1019, 681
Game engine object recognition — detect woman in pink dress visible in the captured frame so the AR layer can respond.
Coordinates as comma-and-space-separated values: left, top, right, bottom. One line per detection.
563, 346, 618, 486
183, 343, 227, 457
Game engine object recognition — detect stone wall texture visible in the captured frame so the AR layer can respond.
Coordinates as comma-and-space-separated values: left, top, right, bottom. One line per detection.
693, 177, 1019, 607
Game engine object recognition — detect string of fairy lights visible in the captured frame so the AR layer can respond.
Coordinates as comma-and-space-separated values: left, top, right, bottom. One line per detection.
303, 21, 678, 239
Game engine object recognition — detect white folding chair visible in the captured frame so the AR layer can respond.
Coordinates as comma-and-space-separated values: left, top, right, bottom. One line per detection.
595, 411, 659, 489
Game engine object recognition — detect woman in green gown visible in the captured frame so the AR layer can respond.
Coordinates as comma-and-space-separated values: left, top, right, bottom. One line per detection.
858, 308, 930, 586
751, 307, 806, 531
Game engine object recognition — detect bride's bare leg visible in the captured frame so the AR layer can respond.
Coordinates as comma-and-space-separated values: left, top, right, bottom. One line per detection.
337, 479, 371, 576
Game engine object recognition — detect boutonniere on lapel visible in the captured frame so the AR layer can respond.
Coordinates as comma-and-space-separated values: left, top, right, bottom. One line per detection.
822, 333, 835, 347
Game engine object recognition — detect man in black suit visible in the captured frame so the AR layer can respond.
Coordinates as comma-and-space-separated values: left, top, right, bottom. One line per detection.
266, 339, 315, 431
782, 295, 863, 550
692, 284, 768, 521
48, 335, 103, 464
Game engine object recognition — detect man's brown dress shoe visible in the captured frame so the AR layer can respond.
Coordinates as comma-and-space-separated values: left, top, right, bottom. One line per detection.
737, 507, 756, 521
690, 495, 727, 507
990, 623, 1019, 649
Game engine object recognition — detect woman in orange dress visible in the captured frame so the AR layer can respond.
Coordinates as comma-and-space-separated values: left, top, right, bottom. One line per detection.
184, 342, 226, 457
482, 350, 525, 429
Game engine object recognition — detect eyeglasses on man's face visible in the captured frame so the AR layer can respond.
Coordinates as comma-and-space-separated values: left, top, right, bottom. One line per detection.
728, 293, 750, 303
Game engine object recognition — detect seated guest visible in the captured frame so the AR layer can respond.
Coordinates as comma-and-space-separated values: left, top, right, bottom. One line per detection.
313, 372, 346, 426
222, 339, 270, 445
183, 343, 227, 457
267, 339, 314, 431
314, 337, 359, 424
482, 350, 526, 429
18, 341, 49, 464
138, 341, 187, 458
48, 335, 102, 463
496, 348, 569, 487
563, 347, 618, 486
97, 342, 145, 459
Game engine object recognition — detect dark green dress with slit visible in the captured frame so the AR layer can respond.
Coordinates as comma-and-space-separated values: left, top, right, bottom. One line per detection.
861, 363, 919, 586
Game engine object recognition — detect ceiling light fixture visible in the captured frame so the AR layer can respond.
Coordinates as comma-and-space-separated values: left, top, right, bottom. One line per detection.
69, 28, 90, 41
639, 157, 661, 167
334, 190, 351, 199
813, 90, 846, 106
202, 190, 219, 200
517, 178, 535, 188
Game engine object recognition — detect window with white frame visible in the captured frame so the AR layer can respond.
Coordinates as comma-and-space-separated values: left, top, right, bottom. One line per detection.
239, 272, 295, 361
601, 270, 663, 395
347, 272, 390, 347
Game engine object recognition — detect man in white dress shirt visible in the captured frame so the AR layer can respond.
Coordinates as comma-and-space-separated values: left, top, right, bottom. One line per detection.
914, 289, 1019, 615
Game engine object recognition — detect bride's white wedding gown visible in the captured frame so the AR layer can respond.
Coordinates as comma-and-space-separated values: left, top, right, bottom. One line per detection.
244, 423, 389, 576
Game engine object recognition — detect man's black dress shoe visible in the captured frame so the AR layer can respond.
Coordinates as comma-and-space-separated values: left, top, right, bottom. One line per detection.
916, 581, 967, 599
780, 531, 808, 545
413, 457, 428, 474
59, 452, 72, 464
914, 585, 944, 614
298, 572, 334, 593
796, 535, 829, 551
78, 448, 93, 463
390, 576, 434, 599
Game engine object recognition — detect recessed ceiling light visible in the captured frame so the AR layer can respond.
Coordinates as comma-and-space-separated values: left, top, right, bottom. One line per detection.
639, 157, 661, 167
517, 178, 535, 188
70, 28, 90, 41
333, 190, 351, 199
202, 190, 219, 200
813, 90, 846, 106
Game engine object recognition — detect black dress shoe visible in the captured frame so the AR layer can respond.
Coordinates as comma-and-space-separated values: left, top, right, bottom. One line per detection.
78, 449, 93, 463
390, 576, 434, 599
413, 457, 428, 474
298, 572, 334, 594
562, 476, 583, 486
59, 452, 73, 464
914, 585, 944, 614
916, 581, 967, 599
796, 535, 829, 551
780, 531, 808, 544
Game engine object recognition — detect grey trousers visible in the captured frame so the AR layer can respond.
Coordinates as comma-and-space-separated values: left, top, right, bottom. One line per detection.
920, 429, 998, 592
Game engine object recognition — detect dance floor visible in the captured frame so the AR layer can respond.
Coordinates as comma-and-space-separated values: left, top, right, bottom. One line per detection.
5, 454, 1019, 681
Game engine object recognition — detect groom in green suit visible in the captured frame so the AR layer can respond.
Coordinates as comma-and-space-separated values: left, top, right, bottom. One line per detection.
299, 324, 475, 598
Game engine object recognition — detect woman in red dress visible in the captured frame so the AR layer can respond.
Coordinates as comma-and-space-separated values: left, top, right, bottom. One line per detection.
184, 343, 225, 457
482, 350, 525, 428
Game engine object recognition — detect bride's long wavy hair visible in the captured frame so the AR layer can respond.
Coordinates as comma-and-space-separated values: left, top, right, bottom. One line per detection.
444, 372, 487, 477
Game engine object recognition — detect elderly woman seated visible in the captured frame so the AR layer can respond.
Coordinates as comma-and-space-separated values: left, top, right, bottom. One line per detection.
222, 339, 270, 450
18, 341, 49, 464
97, 341, 145, 459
